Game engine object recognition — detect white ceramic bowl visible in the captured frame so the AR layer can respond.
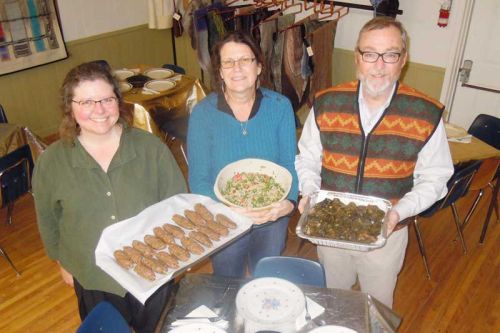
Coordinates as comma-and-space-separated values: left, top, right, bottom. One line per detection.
113, 69, 135, 81
213, 158, 292, 210
144, 79, 176, 92
144, 68, 174, 80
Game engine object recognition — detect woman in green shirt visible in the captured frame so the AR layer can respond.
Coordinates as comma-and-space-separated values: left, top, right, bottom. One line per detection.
33, 62, 187, 332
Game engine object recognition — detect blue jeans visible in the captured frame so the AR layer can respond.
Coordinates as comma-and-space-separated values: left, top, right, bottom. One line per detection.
211, 216, 290, 278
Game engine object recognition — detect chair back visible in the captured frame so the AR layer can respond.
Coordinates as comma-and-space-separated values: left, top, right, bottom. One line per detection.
253, 256, 326, 287
162, 63, 186, 74
0, 145, 33, 207
468, 114, 500, 149
0, 104, 8, 123
90, 59, 112, 72
421, 160, 482, 217
77, 301, 131, 333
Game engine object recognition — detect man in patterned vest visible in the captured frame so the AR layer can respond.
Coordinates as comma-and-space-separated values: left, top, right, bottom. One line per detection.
295, 17, 453, 308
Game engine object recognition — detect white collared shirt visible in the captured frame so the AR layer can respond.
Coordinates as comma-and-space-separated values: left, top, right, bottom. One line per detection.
295, 83, 454, 221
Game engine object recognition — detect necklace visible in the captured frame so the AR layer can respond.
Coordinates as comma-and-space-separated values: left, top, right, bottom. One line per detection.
240, 121, 248, 136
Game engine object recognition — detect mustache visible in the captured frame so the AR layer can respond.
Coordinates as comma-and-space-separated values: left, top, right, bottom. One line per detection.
368, 70, 386, 76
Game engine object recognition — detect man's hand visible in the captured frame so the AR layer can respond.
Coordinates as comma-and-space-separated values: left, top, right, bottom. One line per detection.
386, 209, 400, 235
298, 195, 310, 214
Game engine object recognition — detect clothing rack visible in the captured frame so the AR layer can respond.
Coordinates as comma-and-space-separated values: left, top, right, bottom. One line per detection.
323, 1, 403, 15
171, 0, 402, 70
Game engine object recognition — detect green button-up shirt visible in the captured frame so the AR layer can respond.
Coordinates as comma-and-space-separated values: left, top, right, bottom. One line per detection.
33, 126, 187, 296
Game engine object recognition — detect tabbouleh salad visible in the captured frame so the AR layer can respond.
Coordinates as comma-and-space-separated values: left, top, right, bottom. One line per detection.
222, 172, 285, 208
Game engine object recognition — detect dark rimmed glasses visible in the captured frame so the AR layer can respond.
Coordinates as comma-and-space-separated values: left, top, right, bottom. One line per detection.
357, 49, 403, 64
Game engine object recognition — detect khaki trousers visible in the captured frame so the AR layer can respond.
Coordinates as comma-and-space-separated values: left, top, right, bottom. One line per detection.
317, 227, 408, 308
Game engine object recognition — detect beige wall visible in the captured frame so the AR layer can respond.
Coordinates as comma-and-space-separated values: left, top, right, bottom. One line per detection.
0, 25, 174, 137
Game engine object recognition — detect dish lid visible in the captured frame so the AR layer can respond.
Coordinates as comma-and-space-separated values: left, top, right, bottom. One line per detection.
113, 69, 135, 81
144, 79, 176, 92
144, 68, 174, 80
236, 277, 305, 326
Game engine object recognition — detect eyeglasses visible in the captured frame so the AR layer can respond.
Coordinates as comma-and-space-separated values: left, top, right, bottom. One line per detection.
220, 57, 256, 69
72, 96, 118, 109
357, 49, 403, 64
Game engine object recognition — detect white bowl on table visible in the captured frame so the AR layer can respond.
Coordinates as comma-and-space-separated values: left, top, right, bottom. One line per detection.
144, 68, 174, 80
213, 158, 292, 211
144, 79, 176, 92
118, 82, 133, 93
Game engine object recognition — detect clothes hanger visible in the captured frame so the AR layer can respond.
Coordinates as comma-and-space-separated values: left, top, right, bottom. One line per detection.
318, 4, 349, 21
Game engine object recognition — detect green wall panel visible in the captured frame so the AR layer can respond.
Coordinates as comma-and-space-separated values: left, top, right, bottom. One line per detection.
0, 25, 173, 137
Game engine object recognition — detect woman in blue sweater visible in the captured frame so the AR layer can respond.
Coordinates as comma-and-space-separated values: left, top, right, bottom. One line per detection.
187, 31, 298, 278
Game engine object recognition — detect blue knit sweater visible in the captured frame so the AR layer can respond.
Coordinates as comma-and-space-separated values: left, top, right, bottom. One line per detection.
187, 88, 299, 203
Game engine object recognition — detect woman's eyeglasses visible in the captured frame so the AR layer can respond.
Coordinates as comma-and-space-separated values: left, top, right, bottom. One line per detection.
72, 96, 118, 109
221, 57, 256, 69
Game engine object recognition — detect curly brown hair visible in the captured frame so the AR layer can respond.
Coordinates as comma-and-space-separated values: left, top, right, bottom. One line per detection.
210, 31, 265, 93
59, 61, 133, 143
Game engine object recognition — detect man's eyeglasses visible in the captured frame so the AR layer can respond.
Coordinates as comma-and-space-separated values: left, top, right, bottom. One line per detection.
72, 96, 118, 109
357, 49, 403, 64
221, 57, 256, 69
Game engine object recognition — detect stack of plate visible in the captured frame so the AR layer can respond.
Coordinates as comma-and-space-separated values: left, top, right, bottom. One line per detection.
236, 277, 305, 333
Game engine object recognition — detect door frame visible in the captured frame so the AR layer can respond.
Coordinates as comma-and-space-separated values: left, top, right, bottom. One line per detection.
439, 0, 476, 122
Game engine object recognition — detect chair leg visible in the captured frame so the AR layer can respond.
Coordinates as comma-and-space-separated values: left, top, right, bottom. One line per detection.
451, 204, 467, 254
0, 246, 21, 276
462, 190, 483, 230
480, 176, 499, 244
180, 143, 188, 166
413, 217, 431, 279
6, 201, 14, 225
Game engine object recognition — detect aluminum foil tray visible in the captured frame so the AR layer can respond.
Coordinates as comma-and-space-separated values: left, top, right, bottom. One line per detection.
296, 190, 392, 251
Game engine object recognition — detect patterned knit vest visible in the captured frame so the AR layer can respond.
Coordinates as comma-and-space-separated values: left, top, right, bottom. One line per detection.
314, 81, 443, 203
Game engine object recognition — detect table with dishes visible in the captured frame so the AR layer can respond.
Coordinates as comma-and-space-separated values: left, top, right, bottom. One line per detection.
0, 123, 46, 161
158, 273, 400, 333
113, 66, 207, 139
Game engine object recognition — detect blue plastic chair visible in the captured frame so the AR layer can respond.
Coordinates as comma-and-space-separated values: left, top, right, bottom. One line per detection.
77, 301, 131, 333
467, 114, 500, 150
253, 256, 326, 287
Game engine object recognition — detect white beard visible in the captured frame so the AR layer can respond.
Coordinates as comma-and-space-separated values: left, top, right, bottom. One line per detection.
357, 70, 395, 98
